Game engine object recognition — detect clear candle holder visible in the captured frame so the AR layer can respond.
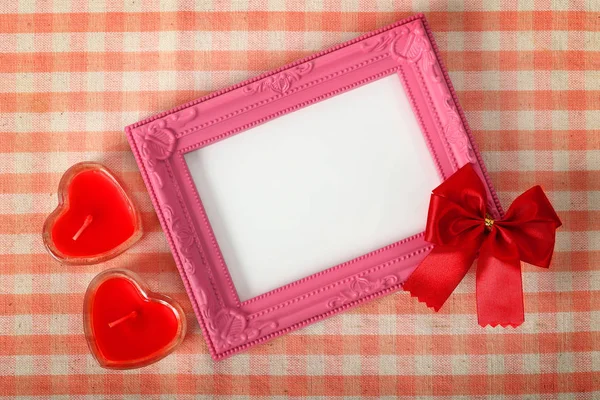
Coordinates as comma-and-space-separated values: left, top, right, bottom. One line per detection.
42, 162, 143, 265
83, 268, 187, 369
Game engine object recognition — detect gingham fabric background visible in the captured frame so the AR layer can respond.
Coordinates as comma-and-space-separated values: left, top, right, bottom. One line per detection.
0, 0, 598, 399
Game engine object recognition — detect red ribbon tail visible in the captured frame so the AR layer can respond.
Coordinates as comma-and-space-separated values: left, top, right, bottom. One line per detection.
476, 238, 524, 327
403, 245, 478, 311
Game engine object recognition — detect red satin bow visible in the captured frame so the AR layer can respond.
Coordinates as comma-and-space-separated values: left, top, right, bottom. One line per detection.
403, 164, 561, 327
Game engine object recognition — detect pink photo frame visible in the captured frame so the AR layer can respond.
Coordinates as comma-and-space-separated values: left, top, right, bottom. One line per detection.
126, 14, 502, 360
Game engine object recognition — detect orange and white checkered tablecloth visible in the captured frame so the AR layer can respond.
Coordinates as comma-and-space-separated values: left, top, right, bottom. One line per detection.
1, 1, 598, 398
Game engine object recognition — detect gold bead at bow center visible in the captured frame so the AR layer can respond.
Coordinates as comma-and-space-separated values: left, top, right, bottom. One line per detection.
484, 214, 495, 230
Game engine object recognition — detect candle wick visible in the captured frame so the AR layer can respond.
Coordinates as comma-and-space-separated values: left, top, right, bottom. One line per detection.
72, 215, 93, 241
108, 311, 138, 328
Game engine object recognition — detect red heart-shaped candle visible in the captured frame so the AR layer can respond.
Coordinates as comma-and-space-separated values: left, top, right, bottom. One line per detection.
84, 269, 187, 369
43, 162, 142, 265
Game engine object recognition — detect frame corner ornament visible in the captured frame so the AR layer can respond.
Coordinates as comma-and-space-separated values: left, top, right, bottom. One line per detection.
136, 107, 198, 187
197, 289, 278, 353
362, 21, 442, 82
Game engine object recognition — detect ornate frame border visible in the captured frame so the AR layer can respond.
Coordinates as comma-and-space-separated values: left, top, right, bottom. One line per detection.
125, 14, 503, 360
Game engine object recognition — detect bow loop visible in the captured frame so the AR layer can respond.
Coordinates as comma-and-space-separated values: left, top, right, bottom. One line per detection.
425, 164, 490, 247
425, 193, 486, 247
495, 186, 562, 268
403, 164, 561, 327
431, 161, 489, 216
